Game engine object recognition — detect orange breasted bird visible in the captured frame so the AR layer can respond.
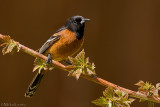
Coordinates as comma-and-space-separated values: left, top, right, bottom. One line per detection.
25, 15, 90, 97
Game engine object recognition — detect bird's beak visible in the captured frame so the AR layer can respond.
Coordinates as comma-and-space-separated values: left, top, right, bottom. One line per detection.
83, 18, 90, 21
81, 18, 90, 24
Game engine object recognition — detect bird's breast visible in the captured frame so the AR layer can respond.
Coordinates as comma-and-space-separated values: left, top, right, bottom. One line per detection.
45, 29, 84, 61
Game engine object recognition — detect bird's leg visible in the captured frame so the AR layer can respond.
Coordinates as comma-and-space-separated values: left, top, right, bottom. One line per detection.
45, 54, 54, 71
46, 54, 52, 64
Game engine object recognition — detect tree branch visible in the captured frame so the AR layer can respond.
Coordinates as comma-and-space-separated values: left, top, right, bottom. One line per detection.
0, 34, 160, 104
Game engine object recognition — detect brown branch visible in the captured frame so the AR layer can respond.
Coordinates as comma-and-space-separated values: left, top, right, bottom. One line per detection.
0, 34, 160, 104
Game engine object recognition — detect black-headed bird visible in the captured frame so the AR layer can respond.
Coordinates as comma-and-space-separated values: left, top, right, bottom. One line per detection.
25, 15, 89, 97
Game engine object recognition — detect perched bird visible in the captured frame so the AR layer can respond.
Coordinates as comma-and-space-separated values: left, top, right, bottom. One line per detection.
25, 15, 90, 97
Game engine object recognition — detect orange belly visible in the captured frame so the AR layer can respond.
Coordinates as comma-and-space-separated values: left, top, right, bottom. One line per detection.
44, 29, 84, 61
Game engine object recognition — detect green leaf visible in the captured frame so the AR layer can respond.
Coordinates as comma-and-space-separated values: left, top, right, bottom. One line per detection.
135, 80, 145, 87
103, 87, 114, 99
0, 35, 20, 55
128, 98, 135, 103
156, 83, 160, 90
68, 49, 96, 80
115, 90, 123, 97
74, 69, 82, 80
92, 97, 108, 107
33, 65, 40, 72
136, 81, 160, 100
92, 87, 135, 107
33, 58, 54, 73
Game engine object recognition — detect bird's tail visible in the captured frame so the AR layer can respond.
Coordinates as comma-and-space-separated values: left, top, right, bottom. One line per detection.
25, 71, 45, 98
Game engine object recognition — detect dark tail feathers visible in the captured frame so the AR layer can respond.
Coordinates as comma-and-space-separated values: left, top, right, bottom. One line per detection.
25, 71, 44, 98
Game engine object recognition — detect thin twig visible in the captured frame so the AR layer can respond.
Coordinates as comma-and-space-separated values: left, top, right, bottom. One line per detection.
0, 34, 160, 104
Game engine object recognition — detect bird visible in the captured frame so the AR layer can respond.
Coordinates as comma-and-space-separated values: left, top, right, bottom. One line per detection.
25, 15, 90, 98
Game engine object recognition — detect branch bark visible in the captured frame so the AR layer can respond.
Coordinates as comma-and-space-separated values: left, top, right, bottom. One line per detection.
0, 34, 160, 104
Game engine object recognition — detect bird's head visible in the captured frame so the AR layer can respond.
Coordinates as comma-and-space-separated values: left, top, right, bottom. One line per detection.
65, 15, 90, 32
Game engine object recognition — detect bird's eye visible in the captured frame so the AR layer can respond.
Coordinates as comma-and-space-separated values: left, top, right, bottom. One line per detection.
73, 21, 77, 24
73, 18, 82, 24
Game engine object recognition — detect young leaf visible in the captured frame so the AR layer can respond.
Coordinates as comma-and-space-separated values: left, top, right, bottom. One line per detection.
92, 87, 135, 107
33, 58, 54, 73
135, 80, 145, 87
68, 49, 96, 80
0, 35, 20, 55
135, 80, 160, 101
33, 65, 40, 72
103, 87, 114, 99
92, 97, 108, 107
0, 43, 7, 47
156, 83, 160, 90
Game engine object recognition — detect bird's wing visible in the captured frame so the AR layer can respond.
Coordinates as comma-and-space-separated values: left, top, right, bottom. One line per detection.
39, 35, 61, 54
38, 26, 66, 54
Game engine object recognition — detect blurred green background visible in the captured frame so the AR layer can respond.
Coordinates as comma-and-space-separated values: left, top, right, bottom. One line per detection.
0, 0, 160, 107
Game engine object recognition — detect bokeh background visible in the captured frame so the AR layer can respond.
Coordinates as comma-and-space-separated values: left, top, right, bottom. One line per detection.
0, 0, 160, 107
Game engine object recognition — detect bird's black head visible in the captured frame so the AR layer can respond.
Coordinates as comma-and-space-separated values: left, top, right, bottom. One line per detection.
65, 16, 90, 40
